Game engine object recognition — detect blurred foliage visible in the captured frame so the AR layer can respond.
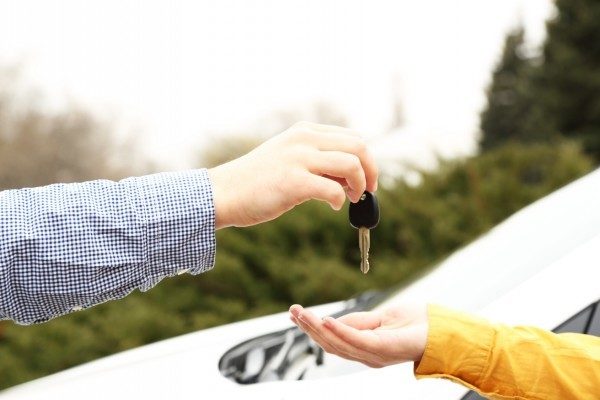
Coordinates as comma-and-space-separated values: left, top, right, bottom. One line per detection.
0, 109, 125, 189
0, 133, 592, 389
0, 68, 145, 190
480, 0, 600, 162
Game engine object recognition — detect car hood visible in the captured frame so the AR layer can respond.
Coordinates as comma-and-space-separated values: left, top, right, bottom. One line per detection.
0, 299, 464, 400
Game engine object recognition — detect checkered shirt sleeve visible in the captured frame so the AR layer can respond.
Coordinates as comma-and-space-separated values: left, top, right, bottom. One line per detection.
0, 169, 216, 325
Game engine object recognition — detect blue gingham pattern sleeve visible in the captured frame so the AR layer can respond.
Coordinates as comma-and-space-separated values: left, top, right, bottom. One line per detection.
0, 169, 216, 325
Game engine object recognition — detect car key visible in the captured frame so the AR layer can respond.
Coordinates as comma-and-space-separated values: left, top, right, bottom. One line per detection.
349, 191, 379, 274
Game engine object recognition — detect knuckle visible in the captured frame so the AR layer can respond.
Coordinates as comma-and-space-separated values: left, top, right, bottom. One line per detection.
282, 144, 308, 164
296, 145, 317, 161
351, 137, 367, 155
347, 154, 362, 172
288, 167, 306, 183
292, 120, 314, 132
288, 121, 319, 142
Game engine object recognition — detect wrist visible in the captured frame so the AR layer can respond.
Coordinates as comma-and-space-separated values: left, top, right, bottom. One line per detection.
411, 321, 429, 364
207, 163, 237, 230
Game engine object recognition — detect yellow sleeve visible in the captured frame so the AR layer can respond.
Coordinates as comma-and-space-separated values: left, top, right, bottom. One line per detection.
414, 304, 600, 400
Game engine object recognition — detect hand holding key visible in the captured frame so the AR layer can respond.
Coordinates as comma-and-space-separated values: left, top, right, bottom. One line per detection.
208, 122, 378, 229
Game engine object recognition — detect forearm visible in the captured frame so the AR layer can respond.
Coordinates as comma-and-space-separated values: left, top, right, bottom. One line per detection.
0, 170, 216, 324
415, 305, 600, 399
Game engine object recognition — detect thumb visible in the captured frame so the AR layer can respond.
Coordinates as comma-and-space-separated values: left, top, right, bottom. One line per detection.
300, 173, 346, 210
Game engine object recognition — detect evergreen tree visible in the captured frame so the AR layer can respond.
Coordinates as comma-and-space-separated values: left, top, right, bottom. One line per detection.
481, 0, 600, 162
480, 27, 537, 150
533, 0, 600, 162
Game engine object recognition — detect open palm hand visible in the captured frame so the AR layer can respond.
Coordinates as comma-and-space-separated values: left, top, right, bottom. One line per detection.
289, 303, 428, 368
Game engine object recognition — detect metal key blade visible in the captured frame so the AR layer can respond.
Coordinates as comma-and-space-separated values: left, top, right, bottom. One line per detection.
358, 227, 370, 274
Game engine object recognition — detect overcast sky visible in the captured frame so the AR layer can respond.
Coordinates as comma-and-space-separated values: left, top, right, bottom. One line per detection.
0, 0, 554, 169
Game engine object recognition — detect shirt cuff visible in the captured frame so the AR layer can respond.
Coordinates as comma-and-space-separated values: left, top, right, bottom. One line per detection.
414, 304, 495, 392
133, 168, 217, 291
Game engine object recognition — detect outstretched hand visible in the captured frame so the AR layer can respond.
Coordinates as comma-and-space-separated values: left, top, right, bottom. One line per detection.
208, 122, 378, 229
289, 303, 429, 368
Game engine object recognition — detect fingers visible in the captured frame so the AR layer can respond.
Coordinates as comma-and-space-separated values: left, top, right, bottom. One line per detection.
289, 305, 382, 367
310, 132, 378, 193
297, 173, 347, 210
322, 316, 382, 354
289, 304, 303, 315
290, 123, 378, 193
292, 312, 365, 364
337, 311, 383, 330
309, 151, 366, 203
289, 306, 342, 355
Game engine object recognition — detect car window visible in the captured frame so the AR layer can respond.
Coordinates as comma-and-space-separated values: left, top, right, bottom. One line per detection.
586, 302, 600, 336
553, 304, 594, 334
462, 300, 599, 400
461, 390, 487, 400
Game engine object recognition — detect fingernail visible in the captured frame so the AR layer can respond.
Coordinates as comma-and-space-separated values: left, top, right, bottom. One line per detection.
323, 317, 334, 327
289, 305, 301, 317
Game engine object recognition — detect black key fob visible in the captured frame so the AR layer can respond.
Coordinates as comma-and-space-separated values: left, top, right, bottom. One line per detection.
349, 191, 379, 229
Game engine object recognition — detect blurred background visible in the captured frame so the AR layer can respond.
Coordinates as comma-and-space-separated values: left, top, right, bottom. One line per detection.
0, 0, 598, 389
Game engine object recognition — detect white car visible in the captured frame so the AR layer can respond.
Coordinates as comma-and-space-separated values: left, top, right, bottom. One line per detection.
2, 168, 600, 400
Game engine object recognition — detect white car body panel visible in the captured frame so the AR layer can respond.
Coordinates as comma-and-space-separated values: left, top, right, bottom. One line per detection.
2, 168, 599, 399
